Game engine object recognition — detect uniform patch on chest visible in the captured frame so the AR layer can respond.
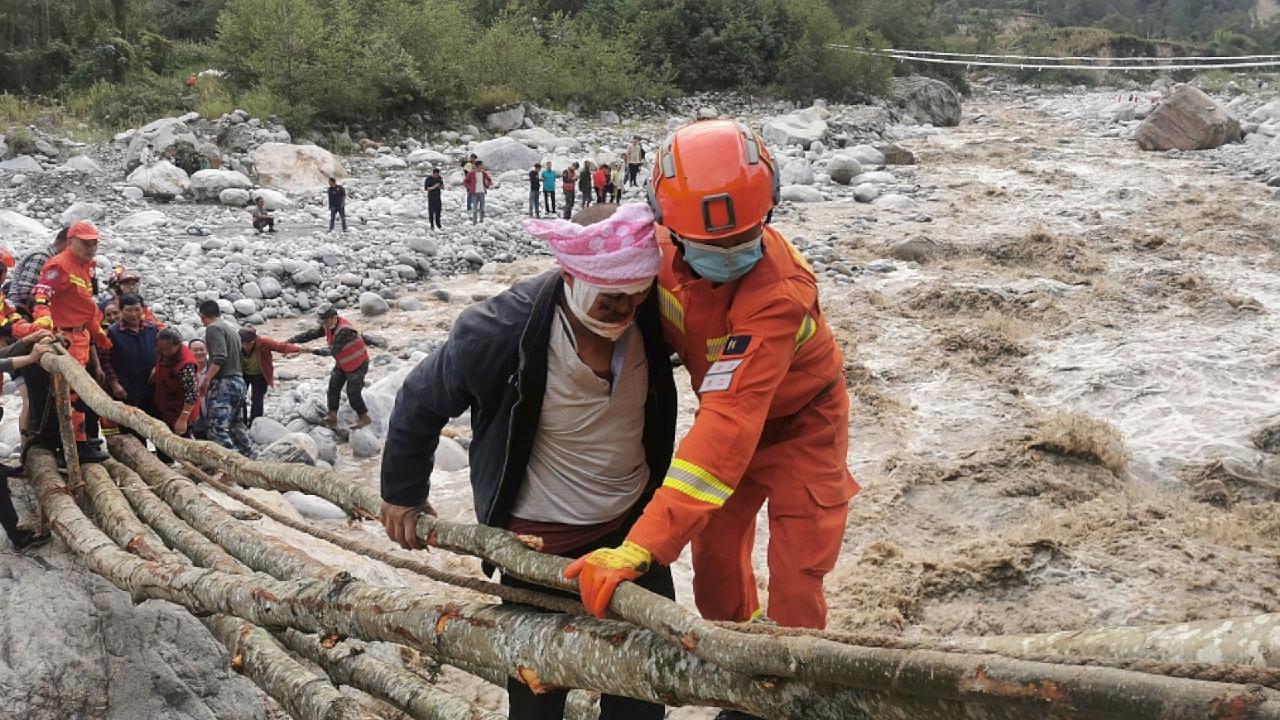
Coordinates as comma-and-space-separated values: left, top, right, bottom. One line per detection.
722, 335, 751, 356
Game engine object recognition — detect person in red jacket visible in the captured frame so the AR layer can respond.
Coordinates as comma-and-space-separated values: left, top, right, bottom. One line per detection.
239, 326, 305, 422
154, 328, 200, 437
565, 122, 858, 668
19, 220, 112, 463
288, 306, 372, 430
463, 160, 493, 225
592, 163, 608, 204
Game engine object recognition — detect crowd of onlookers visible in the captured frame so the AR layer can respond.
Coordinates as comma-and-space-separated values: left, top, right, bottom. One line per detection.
253, 137, 649, 233
0, 223, 374, 552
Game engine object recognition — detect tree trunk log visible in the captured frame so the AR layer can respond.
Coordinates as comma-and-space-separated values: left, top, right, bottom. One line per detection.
178, 459, 581, 615
28, 443, 1280, 720
206, 614, 380, 720
48, 448, 375, 720
102, 459, 247, 575
82, 461, 184, 565
51, 371, 83, 496
969, 614, 1280, 668
274, 629, 506, 720
108, 435, 338, 581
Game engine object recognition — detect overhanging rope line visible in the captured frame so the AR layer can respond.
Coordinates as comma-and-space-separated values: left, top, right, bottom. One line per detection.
852, 46, 1280, 62
832, 44, 1280, 70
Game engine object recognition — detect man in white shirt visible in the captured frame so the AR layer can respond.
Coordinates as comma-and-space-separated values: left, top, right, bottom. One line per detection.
379, 202, 676, 720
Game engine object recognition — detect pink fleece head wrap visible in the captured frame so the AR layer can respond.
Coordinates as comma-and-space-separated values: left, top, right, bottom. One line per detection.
523, 203, 660, 288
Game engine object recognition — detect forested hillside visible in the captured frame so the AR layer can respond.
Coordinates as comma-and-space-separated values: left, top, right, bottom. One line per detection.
1, 0, 1277, 132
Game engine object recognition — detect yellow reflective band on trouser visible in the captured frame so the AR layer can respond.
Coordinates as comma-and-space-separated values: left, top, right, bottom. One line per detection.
659, 286, 685, 333
663, 458, 733, 507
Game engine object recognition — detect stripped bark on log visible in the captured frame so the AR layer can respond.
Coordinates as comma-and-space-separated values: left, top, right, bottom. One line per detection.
51, 372, 84, 497
206, 615, 380, 720
275, 629, 506, 720
30, 443, 1280, 720
109, 435, 338, 581
970, 614, 1280, 669
103, 459, 246, 575
82, 462, 183, 565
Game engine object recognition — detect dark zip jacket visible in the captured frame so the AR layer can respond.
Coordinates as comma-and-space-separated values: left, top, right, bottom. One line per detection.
380, 271, 677, 529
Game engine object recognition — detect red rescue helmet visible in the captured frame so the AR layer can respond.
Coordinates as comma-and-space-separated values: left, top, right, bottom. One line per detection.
0, 250, 14, 270
647, 119, 780, 241
66, 220, 101, 241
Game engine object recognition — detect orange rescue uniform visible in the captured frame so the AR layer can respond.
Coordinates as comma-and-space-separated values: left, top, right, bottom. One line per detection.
25, 251, 110, 441
626, 226, 859, 629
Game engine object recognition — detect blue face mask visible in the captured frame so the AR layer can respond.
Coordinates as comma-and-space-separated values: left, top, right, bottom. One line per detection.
681, 235, 764, 283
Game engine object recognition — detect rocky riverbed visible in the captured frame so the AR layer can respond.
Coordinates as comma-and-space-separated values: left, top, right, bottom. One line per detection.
3, 75, 1280, 718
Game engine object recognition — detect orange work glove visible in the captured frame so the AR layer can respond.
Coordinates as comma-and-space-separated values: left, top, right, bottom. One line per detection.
563, 540, 652, 618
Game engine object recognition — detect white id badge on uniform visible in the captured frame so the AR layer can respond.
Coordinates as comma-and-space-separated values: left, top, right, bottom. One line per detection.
706, 359, 743, 375
698, 372, 734, 393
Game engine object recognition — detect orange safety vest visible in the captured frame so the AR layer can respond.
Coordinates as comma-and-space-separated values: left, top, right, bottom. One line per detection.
325, 317, 369, 372
627, 226, 859, 564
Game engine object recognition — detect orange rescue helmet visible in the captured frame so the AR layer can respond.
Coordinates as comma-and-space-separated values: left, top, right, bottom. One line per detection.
647, 119, 780, 241
0, 250, 14, 270
66, 220, 101, 241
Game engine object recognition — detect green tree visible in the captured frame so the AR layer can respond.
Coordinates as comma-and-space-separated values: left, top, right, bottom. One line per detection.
775, 0, 891, 100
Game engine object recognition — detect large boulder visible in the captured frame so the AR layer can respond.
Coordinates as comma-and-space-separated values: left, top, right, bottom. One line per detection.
406, 148, 449, 166
508, 127, 558, 149
58, 202, 105, 226
471, 136, 540, 173
115, 210, 170, 230
0, 155, 43, 174
843, 144, 886, 169
250, 188, 291, 210
827, 155, 864, 185
485, 105, 526, 132
125, 162, 190, 196
124, 117, 200, 174
0, 552, 266, 720
251, 143, 349, 193
780, 185, 824, 203
358, 291, 390, 317
219, 188, 251, 207
890, 76, 962, 127
60, 155, 103, 174
189, 169, 253, 202
0, 211, 50, 244
780, 158, 815, 186
1135, 85, 1241, 152
256, 432, 319, 465
760, 111, 827, 150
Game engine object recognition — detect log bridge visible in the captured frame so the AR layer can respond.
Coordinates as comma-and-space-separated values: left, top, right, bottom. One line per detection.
20, 349, 1280, 720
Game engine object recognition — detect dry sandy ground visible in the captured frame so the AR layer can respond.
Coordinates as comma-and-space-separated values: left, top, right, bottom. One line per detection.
236, 92, 1280, 717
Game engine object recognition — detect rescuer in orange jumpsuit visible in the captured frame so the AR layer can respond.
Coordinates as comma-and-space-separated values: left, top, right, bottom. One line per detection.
18, 221, 111, 463
566, 121, 859, 654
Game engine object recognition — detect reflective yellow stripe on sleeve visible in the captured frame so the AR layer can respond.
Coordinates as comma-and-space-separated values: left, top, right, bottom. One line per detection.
794, 314, 817, 351
663, 458, 733, 507
658, 286, 685, 333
